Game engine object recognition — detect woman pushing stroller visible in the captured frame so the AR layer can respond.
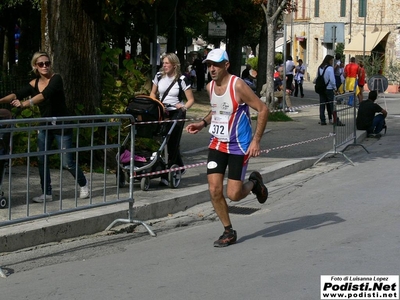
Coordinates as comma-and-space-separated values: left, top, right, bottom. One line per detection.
150, 53, 195, 185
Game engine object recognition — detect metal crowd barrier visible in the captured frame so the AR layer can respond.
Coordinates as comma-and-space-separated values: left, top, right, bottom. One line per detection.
314, 92, 368, 165
0, 114, 155, 236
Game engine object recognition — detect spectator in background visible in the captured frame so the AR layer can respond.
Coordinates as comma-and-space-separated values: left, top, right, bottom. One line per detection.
125, 50, 131, 60
241, 64, 256, 91
340, 62, 345, 87
285, 55, 295, 94
273, 71, 297, 113
316, 54, 336, 125
150, 53, 195, 184
344, 57, 361, 106
356, 90, 387, 137
344, 57, 361, 93
260, 68, 297, 113
248, 51, 254, 58
294, 59, 305, 98
189, 66, 196, 89
358, 61, 366, 103
0, 51, 90, 202
193, 54, 205, 91
333, 53, 342, 91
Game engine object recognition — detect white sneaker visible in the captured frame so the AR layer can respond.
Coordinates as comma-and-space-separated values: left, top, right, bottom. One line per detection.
79, 179, 90, 199
32, 194, 54, 203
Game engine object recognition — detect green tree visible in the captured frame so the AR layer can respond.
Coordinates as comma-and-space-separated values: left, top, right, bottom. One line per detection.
217, 1, 264, 76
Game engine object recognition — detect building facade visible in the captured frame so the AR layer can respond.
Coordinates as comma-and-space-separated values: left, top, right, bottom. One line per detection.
286, 0, 400, 83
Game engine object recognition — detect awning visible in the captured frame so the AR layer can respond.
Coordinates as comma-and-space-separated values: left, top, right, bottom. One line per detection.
296, 36, 306, 42
275, 37, 290, 52
344, 31, 389, 56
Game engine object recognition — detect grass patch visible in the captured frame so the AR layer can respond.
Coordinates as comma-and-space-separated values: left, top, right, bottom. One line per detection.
252, 111, 293, 122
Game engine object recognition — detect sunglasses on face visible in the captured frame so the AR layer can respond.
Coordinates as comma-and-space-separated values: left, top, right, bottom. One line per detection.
36, 61, 51, 68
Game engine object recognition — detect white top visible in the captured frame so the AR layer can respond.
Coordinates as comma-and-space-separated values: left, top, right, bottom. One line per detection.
286, 60, 295, 75
152, 73, 190, 111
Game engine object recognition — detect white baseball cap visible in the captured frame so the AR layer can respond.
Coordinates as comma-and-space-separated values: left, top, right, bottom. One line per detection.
202, 49, 229, 63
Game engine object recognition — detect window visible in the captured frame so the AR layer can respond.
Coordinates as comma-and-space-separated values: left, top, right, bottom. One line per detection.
314, 0, 320, 17
340, 0, 346, 17
359, 0, 366, 17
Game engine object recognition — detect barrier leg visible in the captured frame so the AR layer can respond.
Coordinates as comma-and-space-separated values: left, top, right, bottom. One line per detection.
314, 150, 355, 166
105, 202, 157, 237
106, 123, 156, 237
342, 143, 370, 154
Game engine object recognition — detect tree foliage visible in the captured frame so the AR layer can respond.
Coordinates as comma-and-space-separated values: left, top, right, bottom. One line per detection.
0, 0, 289, 107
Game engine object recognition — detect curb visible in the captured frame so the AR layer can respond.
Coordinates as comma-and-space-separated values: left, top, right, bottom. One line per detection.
0, 158, 316, 253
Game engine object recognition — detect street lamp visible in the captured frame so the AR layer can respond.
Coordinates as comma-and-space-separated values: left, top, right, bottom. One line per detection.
362, 0, 367, 61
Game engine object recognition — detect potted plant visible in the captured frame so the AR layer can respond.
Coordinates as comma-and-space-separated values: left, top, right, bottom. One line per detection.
385, 60, 400, 93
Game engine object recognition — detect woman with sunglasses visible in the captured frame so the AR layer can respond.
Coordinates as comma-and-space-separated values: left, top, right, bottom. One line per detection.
0, 51, 90, 202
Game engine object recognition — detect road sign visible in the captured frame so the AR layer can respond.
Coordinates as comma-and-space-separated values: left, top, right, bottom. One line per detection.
324, 22, 345, 43
208, 21, 226, 38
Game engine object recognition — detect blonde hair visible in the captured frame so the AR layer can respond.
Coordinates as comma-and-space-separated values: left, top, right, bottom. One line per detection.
160, 53, 181, 80
31, 51, 51, 76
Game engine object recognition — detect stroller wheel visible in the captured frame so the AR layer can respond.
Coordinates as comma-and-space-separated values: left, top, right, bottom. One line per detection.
168, 164, 181, 189
140, 177, 151, 191
0, 197, 7, 209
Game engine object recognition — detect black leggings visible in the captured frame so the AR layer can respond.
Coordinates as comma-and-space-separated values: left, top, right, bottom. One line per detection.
165, 108, 186, 167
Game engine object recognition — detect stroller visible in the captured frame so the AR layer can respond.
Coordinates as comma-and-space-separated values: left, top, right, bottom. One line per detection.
0, 109, 11, 209
117, 95, 182, 191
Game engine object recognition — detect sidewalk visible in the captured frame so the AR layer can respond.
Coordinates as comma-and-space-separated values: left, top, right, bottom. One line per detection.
0, 87, 390, 253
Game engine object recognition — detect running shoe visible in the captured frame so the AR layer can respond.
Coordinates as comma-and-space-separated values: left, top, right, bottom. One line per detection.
79, 179, 90, 199
32, 194, 54, 203
249, 171, 268, 204
213, 230, 237, 247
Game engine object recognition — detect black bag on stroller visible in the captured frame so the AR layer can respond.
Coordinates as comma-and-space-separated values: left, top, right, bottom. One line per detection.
126, 95, 165, 138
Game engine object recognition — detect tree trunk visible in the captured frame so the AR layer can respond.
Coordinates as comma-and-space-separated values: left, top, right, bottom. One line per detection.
261, 0, 288, 106
257, 19, 267, 96
265, 21, 276, 106
224, 17, 246, 77
43, 0, 101, 114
